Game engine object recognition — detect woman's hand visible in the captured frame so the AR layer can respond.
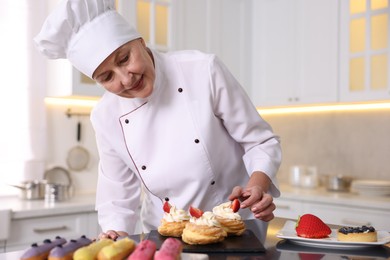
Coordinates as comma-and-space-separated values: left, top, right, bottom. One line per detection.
228, 171, 275, 222
98, 230, 129, 240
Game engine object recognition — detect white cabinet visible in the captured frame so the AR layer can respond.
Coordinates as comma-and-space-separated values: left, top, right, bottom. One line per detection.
339, 0, 390, 102
45, 0, 104, 98
119, 0, 252, 93
172, 0, 252, 93
251, 0, 339, 107
5, 212, 99, 252
46, 59, 105, 98
274, 197, 390, 230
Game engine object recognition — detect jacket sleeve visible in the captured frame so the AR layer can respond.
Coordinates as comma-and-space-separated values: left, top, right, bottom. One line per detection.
91, 107, 141, 234
209, 55, 282, 197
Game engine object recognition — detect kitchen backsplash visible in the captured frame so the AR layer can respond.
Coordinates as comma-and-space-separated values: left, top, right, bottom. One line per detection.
46, 103, 99, 194
262, 109, 390, 183
46, 103, 390, 193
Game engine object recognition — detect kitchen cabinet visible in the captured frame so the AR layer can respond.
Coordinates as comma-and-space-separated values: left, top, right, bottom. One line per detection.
5, 211, 99, 252
119, 0, 252, 93
46, 59, 105, 98
339, 0, 390, 102
251, 0, 339, 107
44, 0, 105, 98
274, 195, 390, 230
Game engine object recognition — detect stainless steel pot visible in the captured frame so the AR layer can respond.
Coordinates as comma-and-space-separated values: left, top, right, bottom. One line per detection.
9, 180, 47, 200
44, 166, 73, 203
45, 183, 70, 202
325, 175, 353, 192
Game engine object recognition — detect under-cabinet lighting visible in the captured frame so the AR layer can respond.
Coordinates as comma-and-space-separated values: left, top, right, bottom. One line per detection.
257, 102, 390, 115
45, 97, 99, 107
45, 98, 390, 114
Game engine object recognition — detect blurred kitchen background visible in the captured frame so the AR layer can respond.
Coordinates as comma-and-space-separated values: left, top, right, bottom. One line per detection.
1, 0, 390, 193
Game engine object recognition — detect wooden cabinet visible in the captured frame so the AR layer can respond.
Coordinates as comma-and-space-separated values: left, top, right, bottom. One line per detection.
251, 0, 339, 107
274, 197, 390, 230
5, 212, 99, 252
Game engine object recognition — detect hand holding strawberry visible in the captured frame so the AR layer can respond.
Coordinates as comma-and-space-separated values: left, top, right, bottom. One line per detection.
230, 199, 240, 213
295, 214, 331, 238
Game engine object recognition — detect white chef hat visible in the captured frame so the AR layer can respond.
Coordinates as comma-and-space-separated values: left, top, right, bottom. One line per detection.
34, 0, 141, 78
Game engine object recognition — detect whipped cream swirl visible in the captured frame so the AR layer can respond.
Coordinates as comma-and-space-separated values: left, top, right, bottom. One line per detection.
163, 205, 190, 222
190, 211, 222, 227
212, 201, 242, 220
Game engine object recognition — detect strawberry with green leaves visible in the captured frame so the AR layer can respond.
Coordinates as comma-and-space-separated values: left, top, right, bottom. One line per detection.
295, 214, 331, 238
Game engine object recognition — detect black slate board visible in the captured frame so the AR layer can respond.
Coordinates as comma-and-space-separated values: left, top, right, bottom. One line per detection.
147, 229, 265, 253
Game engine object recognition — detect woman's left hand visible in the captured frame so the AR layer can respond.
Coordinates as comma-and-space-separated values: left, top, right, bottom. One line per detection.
229, 185, 275, 222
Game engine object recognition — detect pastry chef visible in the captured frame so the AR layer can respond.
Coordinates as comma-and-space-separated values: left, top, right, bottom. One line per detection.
34, 0, 282, 243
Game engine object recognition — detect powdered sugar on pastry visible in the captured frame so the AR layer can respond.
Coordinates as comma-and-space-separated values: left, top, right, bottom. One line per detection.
212, 202, 242, 220
163, 206, 190, 223
190, 211, 222, 227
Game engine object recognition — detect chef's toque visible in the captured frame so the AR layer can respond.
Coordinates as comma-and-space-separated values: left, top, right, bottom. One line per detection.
34, 0, 141, 78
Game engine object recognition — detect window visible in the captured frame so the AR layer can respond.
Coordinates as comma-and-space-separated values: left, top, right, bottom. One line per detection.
0, 0, 47, 196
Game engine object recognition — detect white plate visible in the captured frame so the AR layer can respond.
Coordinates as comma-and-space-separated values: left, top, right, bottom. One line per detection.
276, 220, 390, 249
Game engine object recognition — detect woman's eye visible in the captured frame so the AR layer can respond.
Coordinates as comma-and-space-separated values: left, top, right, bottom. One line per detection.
119, 55, 129, 64
102, 73, 113, 82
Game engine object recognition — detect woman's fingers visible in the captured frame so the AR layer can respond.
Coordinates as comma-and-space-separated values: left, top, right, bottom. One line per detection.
98, 230, 119, 240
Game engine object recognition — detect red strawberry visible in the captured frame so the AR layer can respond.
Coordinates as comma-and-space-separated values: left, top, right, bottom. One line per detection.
295, 214, 331, 238
189, 206, 204, 218
230, 199, 240, 213
163, 201, 171, 213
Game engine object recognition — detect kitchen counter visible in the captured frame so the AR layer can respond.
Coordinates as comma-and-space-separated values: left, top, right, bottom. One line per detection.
0, 193, 96, 219
1, 218, 389, 260
278, 183, 390, 210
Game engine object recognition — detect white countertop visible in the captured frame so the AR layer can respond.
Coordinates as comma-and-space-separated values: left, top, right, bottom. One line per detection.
0, 185, 389, 220
0, 193, 96, 219
278, 183, 390, 211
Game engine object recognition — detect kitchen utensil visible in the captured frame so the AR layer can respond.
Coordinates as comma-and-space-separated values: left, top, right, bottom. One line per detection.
44, 166, 73, 202
325, 175, 353, 192
67, 121, 90, 171
289, 165, 306, 187
8, 180, 47, 200
45, 183, 70, 202
351, 180, 390, 196
289, 165, 319, 188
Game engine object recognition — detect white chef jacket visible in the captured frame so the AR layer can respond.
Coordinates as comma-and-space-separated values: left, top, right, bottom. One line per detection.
91, 49, 282, 243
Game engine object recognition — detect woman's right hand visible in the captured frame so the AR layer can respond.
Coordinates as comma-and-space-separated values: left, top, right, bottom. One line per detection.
98, 230, 129, 240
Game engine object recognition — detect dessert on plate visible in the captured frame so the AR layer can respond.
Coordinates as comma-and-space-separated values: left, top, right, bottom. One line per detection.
182, 206, 227, 245
212, 199, 246, 236
337, 225, 378, 242
158, 200, 190, 237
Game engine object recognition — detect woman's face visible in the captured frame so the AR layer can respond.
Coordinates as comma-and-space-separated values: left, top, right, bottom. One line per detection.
93, 38, 155, 98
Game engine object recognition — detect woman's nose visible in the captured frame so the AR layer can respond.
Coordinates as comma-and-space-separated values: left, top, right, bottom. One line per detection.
118, 68, 133, 89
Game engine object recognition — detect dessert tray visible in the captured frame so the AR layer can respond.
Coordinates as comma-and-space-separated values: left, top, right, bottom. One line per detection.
148, 229, 265, 253
276, 221, 390, 249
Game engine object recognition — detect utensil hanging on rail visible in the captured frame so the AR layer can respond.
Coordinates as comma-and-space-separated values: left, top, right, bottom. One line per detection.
66, 119, 90, 171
